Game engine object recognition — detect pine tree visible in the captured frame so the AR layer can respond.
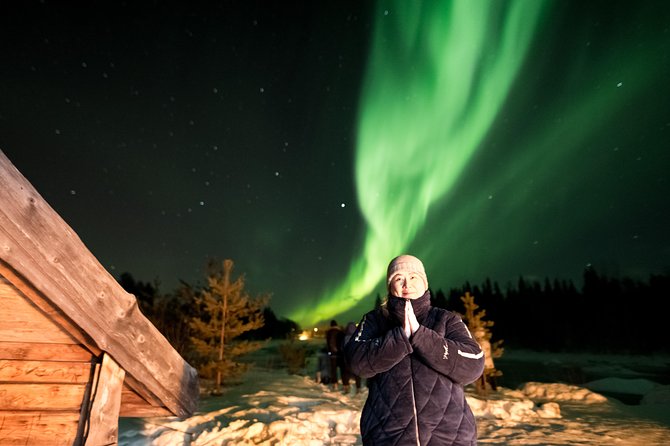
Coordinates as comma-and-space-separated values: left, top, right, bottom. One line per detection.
460, 291, 503, 395
189, 259, 268, 394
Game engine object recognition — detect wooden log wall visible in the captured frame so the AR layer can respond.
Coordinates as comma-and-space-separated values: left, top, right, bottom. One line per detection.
0, 278, 94, 445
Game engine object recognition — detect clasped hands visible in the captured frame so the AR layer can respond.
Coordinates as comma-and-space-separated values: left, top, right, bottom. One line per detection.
403, 299, 420, 338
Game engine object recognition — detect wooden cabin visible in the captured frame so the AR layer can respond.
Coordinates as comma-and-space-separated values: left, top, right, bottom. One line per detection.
0, 150, 199, 445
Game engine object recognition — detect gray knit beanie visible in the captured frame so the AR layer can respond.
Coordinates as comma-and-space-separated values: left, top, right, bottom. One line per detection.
386, 254, 428, 290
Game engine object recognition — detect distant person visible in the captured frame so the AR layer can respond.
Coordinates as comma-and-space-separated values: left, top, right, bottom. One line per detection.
315, 347, 331, 385
344, 254, 485, 445
342, 321, 362, 394
325, 319, 345, 391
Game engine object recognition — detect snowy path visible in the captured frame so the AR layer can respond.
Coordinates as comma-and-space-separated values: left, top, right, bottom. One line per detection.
119, 366, 670, 445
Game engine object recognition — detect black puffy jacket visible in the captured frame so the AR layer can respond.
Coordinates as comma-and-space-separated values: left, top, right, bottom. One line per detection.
344, 296, 485, 445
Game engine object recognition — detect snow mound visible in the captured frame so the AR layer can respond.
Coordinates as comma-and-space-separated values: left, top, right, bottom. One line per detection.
519, 381, 608, 403
467, 394, 561, 421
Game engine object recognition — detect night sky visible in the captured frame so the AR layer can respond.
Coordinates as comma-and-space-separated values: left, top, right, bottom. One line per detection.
1, 1, 668, 327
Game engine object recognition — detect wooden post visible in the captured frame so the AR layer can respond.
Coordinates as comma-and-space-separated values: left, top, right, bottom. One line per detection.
83, 353, 125, 446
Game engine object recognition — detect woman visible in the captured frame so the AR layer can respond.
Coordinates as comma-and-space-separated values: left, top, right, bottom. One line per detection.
344, 255, 485, 445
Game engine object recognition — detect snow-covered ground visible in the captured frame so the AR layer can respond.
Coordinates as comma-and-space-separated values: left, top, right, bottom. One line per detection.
119, 341, 670, 445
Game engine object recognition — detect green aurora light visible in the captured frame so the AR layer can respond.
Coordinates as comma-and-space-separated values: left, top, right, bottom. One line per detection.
290, 0, 548, 326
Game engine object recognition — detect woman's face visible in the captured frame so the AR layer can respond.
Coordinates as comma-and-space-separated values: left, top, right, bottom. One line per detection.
389, 271, 426, 299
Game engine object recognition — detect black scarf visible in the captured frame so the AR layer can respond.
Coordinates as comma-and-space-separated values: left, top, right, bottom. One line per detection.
386, 290, 431, 324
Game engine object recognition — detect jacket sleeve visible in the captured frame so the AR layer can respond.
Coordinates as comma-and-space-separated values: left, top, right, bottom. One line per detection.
343, 311, 412, 379
410, 312, 485, 385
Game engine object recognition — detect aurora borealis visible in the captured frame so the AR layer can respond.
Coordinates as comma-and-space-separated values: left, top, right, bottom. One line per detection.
1, 1, 668, 327
289, 0, 549, 324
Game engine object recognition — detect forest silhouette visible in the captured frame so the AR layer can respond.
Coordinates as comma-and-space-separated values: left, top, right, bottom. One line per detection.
119, 264, 669, 363
434, 265, 669, 354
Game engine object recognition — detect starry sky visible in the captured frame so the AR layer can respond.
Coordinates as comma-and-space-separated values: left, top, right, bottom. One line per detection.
1, 1, 669, 327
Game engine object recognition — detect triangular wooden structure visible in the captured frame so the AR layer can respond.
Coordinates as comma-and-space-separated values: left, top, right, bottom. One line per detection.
0, 150, 198, 445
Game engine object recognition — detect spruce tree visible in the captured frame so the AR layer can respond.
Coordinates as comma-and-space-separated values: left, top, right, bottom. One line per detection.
189, 259, 268, 394
460, 291, 503, 395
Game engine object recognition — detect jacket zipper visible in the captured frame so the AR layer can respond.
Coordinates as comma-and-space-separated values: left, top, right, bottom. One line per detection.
410, 359, 420, 445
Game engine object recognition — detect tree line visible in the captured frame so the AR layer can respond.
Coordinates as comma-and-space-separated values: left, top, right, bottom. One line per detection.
120, 261, 669, 388
430, 265, 669, 354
